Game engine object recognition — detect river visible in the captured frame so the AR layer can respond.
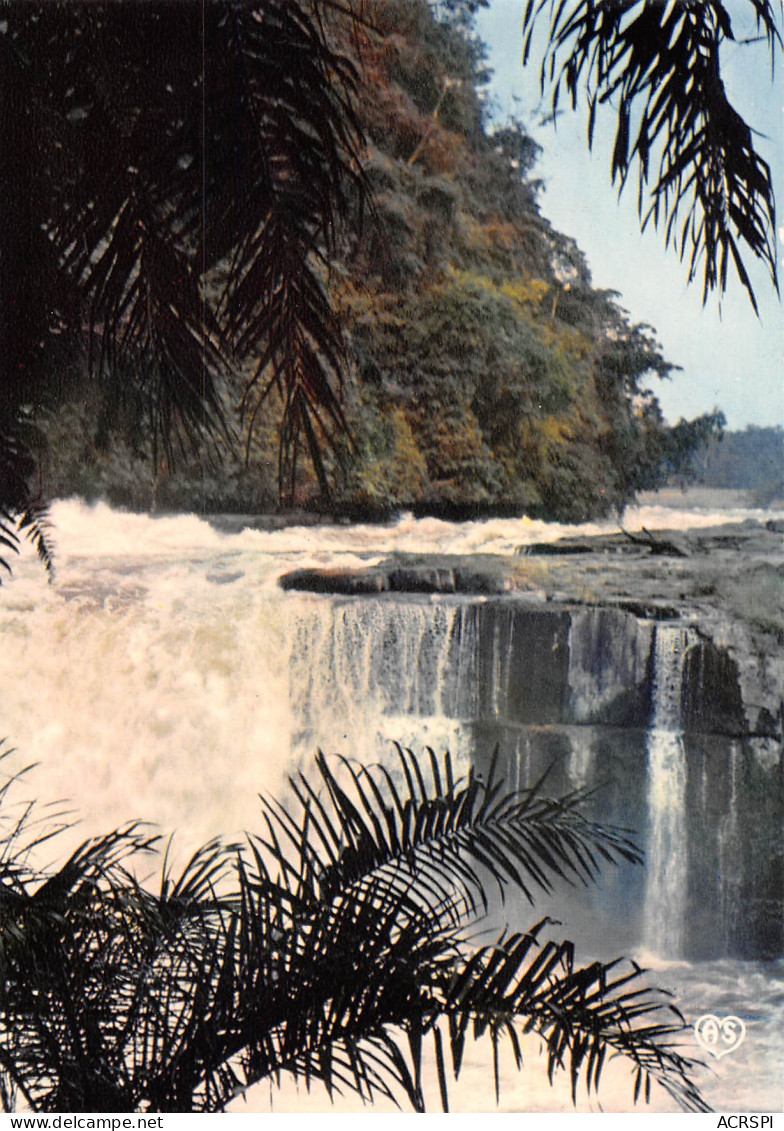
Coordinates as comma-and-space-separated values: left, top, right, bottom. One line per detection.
1, 492, 782, 1114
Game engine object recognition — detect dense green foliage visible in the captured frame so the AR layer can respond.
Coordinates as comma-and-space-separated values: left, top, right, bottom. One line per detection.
38, 0, 723, 523
0, 746, 708, 1113
1, 0, 365, 559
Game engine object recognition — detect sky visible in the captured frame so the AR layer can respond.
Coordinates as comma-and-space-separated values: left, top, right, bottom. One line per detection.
474, 0, 784, 430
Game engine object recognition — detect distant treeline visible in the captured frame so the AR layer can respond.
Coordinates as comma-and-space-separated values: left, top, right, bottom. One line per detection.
683, 426, 783, 501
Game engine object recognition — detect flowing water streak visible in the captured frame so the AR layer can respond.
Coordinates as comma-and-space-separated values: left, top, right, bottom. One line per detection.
567, 729, 596, 792
719, 742, 743, 954
286, 597, 483, 776
643, 624, 691, 958
3, 497, 617, 857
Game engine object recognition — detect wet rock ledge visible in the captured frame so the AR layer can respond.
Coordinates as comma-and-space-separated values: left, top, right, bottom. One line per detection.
279, 520, 784, 745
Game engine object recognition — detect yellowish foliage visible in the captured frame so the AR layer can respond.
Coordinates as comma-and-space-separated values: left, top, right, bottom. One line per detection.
499, 276, 551, 310
539, 414, 575, 448
418, 128, 469, 175
517, 413, 579, 468
359, 408, 428, 502
458, 215, 522, 254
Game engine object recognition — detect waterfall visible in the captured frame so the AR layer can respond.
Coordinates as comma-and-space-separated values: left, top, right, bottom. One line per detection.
643, 624, 691, 958
0, 499, 780, 971
566, 608, 652, 724
568, 730, 596, 792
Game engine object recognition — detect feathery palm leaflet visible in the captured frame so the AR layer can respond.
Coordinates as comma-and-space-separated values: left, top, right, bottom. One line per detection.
0, 0, 368, 576
0, 745, 709, 1113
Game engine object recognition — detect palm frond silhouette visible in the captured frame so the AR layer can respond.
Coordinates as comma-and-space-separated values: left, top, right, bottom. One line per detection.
0, 745, 708, 1113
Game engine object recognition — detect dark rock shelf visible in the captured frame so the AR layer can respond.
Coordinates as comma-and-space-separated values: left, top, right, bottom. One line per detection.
278, 520, 784, 746
280, 559, 522, 597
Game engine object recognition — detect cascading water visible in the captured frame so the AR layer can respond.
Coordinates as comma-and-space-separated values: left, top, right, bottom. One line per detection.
287, 598, 480, 766
567, 731, 596, 792
643, 624, 691, 958
719, 742, 743, 954
1, 499, 782, 1112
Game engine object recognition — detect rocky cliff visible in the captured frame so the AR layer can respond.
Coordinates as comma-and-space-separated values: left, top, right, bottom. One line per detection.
281, 519, 784, 746
280, 517, 783, 959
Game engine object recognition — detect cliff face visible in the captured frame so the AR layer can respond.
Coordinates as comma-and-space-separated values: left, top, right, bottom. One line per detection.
284, 585, 777, 741
281, 518, 784, 960
281, 519, 784, 740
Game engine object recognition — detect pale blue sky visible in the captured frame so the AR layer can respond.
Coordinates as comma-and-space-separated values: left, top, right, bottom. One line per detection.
475, 0, 783, 429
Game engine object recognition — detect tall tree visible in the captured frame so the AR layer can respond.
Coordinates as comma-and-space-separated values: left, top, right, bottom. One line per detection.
3, 1, 778, 572
0, 0, 365, 569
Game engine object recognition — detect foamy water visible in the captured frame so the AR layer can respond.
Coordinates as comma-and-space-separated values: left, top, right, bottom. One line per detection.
40, 491, 783, 561
2, 494, 782, 1114
4, 493, 772, 851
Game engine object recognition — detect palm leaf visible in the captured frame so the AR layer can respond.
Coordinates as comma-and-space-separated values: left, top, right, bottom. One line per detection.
255, 746, 643, 919
1, 0, 369, 528
436, 924, 709, 1112
0, 415, 54, 581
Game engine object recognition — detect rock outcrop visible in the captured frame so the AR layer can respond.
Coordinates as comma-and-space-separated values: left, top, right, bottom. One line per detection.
279, 520, 784, 744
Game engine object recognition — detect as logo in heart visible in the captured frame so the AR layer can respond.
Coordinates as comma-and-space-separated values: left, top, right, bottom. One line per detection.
694, 1014, 746, 1059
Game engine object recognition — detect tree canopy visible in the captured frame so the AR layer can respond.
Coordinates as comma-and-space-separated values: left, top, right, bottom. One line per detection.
1, 0, 365, 564
2, 0, 776, 567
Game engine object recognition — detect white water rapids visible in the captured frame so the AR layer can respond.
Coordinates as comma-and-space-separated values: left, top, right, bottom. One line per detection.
1, 493, 782, 1114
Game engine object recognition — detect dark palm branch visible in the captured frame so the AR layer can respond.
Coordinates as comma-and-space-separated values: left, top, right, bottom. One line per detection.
229, 747, 706, 1112
0, 746, 708, 1113
255, 745, 642, 916
0, 0, 368, 563
523, 0, 781, 311
215, 2, 366, 497
435, 923, 706, 1112
0, 424, 54, 584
